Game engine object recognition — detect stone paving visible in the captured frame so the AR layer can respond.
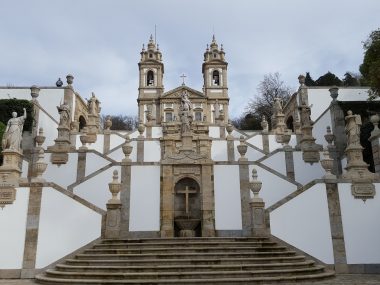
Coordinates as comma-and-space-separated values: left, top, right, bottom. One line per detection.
1, 275, 380, 284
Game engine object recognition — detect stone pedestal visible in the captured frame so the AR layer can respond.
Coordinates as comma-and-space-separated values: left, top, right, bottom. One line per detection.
105, 202, 122, 239
48, 125, 72, 165
250, 198, 268, 237
284, 145, 295, 180
86, 114, 99, 144
300, 125, 321, 164
0, 149, 23, 186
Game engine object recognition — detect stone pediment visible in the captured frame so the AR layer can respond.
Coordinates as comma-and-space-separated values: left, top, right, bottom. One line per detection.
161, 86, 205, 99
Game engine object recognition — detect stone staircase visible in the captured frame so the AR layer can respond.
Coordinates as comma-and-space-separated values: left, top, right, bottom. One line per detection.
35, 237, 334, 284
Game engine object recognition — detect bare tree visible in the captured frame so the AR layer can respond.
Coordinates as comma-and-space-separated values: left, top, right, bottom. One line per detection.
101, 114, 138, 131
246, 72, 294, 128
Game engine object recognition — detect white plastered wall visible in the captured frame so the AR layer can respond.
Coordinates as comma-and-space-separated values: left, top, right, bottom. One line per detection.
86, 134, 104, 153
44, 153, 78, 188
36, 187, 101, 268
209, 126, 220, 138
107, 140, 137, 162
37, 111, 58, 148
129, 166, 160, 231
211, 140, 228, 161
151, 127, 162, 138
312, 109, 332, 147
85, 152, 111, 177
110, 134, 125, 150
338, 183, 380, 264
74, 166, 121, 211
270, 183, 334, 264
260, 151, 286, 176
293, 151, 324, 184
214, 165, 242, 230
144, 141, 161, 162
0, 187, 29, 269
246, 135, 263, 150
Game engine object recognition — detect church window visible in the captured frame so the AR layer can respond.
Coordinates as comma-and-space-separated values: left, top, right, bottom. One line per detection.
194, 111, 202, 121
212, 70, 220, 85
147, 70, 154, 86
213, 53, 217, 58
149, 53, 153, 58
165, 112, 173, 122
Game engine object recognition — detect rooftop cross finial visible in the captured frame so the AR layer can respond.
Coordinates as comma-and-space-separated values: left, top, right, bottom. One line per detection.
180, 73, 187, 86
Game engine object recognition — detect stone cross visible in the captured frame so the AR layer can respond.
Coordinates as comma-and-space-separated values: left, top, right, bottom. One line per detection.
180, 73, 187, 86
177, 186, 197, 215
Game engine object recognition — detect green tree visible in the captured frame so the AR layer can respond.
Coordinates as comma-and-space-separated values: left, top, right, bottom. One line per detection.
315, 71, 342, 86
245, 72, 293, 129
342, 72, 360, 87
305, 72, 316, 86
360, 28, 380, 98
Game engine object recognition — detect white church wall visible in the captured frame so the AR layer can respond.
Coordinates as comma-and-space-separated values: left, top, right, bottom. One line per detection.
246, 135, 263, 150
44, 153, 78, 188
0, 187, 29, 269
249, 165, 296, 208
38, 111, 58, 148
36, 187, 101, 268
267, 135, 297, 153
312, 110, 332, 147
21, 160, 29, 179
37, 89, 65, 122
129, 166, 160, 231
151, 127, 162, 138
341, 157, 347, 170
110, 134, 125, 150
308, 89, 332, 122
0, 88, 30, 101
209, 126, 220, 138
211, 140, 228, 161
260, 151, 286, 176
144, 141, 161, 162
293, 151, 324, 184
338, 183, 380, 264
74, 166, 121, 211
128, 130, 143, 139
107, 140, 137, 162
214, 165, 242, 230
270, 183, 334, 264
85, 152, 110, 177
234, 142, 265, 161
231, 130, 248, 139
338, 87, 371, 101
86, 134, 104, 153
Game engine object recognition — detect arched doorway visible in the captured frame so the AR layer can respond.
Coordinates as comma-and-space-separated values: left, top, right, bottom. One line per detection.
286, 116, 294, 132
79, 116, 86, 131
174, 177, 201, 237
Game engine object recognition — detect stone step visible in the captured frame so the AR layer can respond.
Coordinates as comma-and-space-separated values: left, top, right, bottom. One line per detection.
93, 241, 277, 249
84, 245, 287, 254
44, 266, 326, 280
101, 237, 270, 244
56, 260, 316, 273
65, 255, 307, 266
75, 250, 297, 260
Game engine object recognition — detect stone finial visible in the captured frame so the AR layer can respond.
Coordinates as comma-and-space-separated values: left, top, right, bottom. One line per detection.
320, 149, 336, 181
282, 129, 291, 147
34, 148, 47, 182
66, 74, 74, 85
79, 127, 89, 150
324, 126, 335, 146
35, 128, 46, 148
122, 135, 133, 161
298, 75, 305, 86
56, 78, 63, 87
237, 135, 248, 160
370, 114, 380, 135
249, 168, 262, 198
108, 170, 121, 204
138, 120, 145, 137
30, 85, 40, 100
329, 86, 339, 101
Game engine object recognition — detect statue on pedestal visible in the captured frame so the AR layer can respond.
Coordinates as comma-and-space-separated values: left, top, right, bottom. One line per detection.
88, 93, 100, 116
2, 108, 27, 152
181, 90, 192, 111
57, 101, 70, 128
345, 110, 361, 146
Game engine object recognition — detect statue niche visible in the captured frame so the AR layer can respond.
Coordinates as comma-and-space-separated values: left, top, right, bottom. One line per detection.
174, 177, 201, 237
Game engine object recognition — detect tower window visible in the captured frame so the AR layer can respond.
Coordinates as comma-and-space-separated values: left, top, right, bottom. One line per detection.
149, 53, 153, 58
165, 112, 173, 122
194, 112, 202, 121
212, 70, 220, 86
147, 70, 154, 86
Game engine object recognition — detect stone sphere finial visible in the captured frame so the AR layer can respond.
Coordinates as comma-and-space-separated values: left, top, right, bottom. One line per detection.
66, 74, 74, 85
56, 78, 63, 87
108, 169, 121, 203
329, 86, 339, 101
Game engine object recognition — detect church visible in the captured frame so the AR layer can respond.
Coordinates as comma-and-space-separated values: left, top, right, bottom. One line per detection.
0, 35, 379, 284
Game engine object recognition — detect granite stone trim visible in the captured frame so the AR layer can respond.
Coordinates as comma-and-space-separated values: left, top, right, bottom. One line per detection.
127, 231, 161, 238
238, 162, 251, 237
0, 269, 21, 279
244, 141, 266, 154
215, 230, 243, 237
136, 139, 144, 163
256, 149, 282, 163
76, 151, 86, 182
256, 161, 302, 187
67, 163, 114, 191
284, 148, 295, 180
103, 131, 111, 154
346, 264, 380, 274
227, 139, 235, 162
120, 163, 132, 238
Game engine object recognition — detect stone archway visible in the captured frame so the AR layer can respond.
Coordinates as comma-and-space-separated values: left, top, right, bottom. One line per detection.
174, 177, 201, 237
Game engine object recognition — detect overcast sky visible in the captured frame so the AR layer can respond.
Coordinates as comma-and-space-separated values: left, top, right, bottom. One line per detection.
0, 0, 379, 118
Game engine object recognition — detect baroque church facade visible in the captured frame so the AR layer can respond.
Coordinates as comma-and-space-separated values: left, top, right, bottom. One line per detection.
0, 35, 379, 283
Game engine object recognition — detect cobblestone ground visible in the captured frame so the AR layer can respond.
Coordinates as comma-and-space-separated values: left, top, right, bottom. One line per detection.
1, 275, 380, 284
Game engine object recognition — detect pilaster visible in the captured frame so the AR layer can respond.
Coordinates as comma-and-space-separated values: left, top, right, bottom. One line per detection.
120, 160, 132, 238
284, 146, 295, 180
201, 164, 215, 237
227, 137, 235, 162
21, 184, 43, 278
161, 165, 174, 237
136, 138, 144, 163
76, 150, 86, 182
103, 130, 111, 154
262, 133, 269, 154
238, 160, 251, 236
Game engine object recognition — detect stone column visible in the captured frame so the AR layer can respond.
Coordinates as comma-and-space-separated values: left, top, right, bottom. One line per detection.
76, 149, 86, 183
104, 170, 122, 239
137, 121, 145, 163
201, 164, 215, 237
261, 116, 270, 154
161, 165, 174, 237
284, 145, 295, 180
325, 182, 348, 273
120, 138, 133, 238
238, 156, 251, 237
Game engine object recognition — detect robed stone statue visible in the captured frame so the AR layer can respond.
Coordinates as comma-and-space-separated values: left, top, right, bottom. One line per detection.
2, 108, 27, 152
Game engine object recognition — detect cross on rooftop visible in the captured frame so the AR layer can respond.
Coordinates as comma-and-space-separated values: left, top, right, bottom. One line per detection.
177, 186, 197, 215
180, 73, 187, 86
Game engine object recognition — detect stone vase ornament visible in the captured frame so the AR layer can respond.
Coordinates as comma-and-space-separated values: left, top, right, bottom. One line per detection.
108, 170, 121, 204
320, 149, 336, 181
237, 136, 248, 160
249, 168, 262, 198
324, 126, 335, 147
138, 120, 145, 137
122, 136, 133, 161
282, 129, 291, 147
33, 149, 48, 182
249, 168, 268, 237
79, 127, 89, 150
35, 128, 46, 148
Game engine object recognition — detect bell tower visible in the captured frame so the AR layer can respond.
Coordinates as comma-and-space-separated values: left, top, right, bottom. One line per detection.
138, 35, 164, 124
202, 35, 229, 123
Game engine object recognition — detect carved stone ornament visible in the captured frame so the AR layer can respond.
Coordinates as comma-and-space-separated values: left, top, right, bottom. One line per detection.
122, 136, 133, 161
0, 186, 16, 209
108, 170, 121, 204
237, 136, 248, 160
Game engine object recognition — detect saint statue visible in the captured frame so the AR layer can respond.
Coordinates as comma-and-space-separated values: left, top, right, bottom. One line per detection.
57, 101, 70, 128
181, 90, 192, 111
345, 110, 361, 146
88, 93, 99, 116
2, 108, 27, 152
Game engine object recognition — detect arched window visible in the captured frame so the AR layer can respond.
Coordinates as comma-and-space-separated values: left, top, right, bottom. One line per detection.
286, 116, 294, 132
212, 70, 220, 86
79, 116, 86, 131
147, 70, 154, 86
